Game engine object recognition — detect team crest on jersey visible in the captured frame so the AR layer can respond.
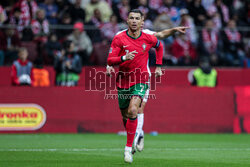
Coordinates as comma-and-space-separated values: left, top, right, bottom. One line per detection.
142, 43, 147, 51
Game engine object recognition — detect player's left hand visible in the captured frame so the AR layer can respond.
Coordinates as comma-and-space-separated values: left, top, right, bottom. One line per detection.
155, 67, 162, 78
106, 65, 115, 77
174, 26, 190, 34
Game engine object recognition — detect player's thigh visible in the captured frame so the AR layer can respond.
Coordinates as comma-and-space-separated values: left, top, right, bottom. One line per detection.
128, 83, 148, 114
117, 88, 130, 110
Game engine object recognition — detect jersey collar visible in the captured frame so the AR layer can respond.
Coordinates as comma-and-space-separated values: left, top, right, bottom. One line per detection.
126, 30, 142, 40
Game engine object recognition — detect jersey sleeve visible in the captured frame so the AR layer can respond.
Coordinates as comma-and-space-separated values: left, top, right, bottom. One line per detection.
142, 29, 156, 35
151, 35, 163, 66
107, 36, 123, 66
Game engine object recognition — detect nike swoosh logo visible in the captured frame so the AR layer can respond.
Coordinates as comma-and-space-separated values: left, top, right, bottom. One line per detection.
123, 45, 128, 48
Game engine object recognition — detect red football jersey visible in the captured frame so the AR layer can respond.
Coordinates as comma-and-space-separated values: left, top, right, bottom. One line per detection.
107, 30, 163, 89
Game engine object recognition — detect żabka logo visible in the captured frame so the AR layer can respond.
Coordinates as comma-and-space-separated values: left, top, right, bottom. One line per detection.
0, 104, 46, 131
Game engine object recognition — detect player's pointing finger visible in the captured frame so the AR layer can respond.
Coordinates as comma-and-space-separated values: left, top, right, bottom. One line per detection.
182, 26, 190, 29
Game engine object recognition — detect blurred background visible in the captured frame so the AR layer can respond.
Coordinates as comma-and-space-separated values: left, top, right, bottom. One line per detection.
0, 0, 250, 134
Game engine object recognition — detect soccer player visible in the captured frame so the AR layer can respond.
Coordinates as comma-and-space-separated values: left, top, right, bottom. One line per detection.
107, 9, 165, 163
107, 25, 189, 154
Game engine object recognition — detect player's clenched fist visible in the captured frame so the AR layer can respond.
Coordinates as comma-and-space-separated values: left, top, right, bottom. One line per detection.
123, 50, 138, 61
106, 65, 115, 77
155, 66, 162, 78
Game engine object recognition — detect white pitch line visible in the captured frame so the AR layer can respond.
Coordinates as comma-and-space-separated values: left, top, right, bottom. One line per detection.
0, 148, 250, 152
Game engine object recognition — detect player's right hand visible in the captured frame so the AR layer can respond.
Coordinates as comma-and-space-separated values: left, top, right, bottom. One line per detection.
106, 66, 115, 77
125, 50, 138, 61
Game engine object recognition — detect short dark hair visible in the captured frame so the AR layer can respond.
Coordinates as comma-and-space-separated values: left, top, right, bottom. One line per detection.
63, 40, 73, 50
128, 9, 143, 18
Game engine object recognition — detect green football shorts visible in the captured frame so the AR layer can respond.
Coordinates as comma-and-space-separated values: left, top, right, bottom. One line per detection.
117, 83, 149, 110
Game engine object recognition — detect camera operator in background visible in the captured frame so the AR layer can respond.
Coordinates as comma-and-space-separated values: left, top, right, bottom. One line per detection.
188, 56, 217, 87
54, 40, 82, 87
11, 47, 34, 86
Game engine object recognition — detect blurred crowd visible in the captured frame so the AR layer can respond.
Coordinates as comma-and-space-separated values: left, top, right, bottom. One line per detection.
0, 0, 249, 70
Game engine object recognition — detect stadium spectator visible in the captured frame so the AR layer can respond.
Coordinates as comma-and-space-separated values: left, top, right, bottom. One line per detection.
0, 5, 7, 24
171, 33, 197, 66
14, 0, 38, 27
39, 0, 59, 24
207, 0, 230, 27
187, 0, 207, 26
198, 19, 220, 66
101, 14, 119, 42
54, 40, 82, 86
149, 0, 162, 10
11, 47, 34, 86
32, 57, 50, 87
201, 0, 214, 10
142, 12, 154, 30
115, 0, 130, 22
54, 0, 71, 20
153, 13, 173, 32
231, 0, 249, 27
179, 9, 197, 45
8, 7, 24, 33
137, 0, 156, 21
0, 26, 21, 65
90, 8, 104, 28
44, 33, 62, 64
85, 0, 112, 22
67, 22, 93, 65
188, 57, 217, 87
221, 20, 245, 66
85, 8, 104, 43
57, 13, 73, 41
157, 0, 180, 25
66, 0, 86, 23
31, 9, 49, 42
31, 9, 50, 57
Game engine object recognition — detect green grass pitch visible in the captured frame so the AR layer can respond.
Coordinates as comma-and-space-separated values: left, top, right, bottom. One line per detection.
0, 134, 250, 167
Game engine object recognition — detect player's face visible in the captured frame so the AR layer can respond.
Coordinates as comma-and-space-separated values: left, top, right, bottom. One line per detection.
127, 12, 143, 32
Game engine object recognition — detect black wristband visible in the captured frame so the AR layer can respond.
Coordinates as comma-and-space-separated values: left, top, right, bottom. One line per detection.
121, 56, 125, 62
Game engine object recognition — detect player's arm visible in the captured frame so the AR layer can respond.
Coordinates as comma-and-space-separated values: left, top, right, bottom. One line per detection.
107, 50, 138, 66
106, 38, 122, 65
153, 39, 164, 77
107, 37, 138, 66
154, 26, 189, 40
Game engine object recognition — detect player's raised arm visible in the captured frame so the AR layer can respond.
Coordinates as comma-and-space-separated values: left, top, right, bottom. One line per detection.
154, 26, 189, 39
